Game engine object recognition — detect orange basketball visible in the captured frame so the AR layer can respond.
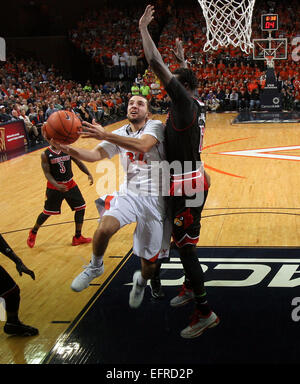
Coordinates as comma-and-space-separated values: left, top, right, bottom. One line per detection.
43, 110, 82, 144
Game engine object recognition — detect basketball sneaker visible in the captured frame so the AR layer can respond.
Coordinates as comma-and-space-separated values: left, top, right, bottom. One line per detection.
27, 230, 37, 248
71, 262, 104, 292
72, 235, 92, 246
180, 310, 220, 339
129, 271, 146, 308
4, 321, 39, 336
170, 283, 194, 307
150, 277, 165, 299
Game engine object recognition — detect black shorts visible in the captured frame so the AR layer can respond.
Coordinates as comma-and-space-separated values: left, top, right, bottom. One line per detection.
0, 265, 16, 296
170, 190, 208, 248
43, 185, 86, 215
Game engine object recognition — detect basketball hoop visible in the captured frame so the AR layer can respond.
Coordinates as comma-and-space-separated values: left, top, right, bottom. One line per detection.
197, 0, 256, 54
265, 55, 275, 68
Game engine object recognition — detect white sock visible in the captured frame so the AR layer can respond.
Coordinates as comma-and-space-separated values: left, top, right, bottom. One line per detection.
137, 272, 147, 287
91, 254, 103, 268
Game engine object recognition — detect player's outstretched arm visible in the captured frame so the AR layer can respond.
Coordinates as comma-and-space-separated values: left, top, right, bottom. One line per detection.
71, 157, 94, 185
139, 5, 173, 87
81, 121, 159, 154
50, 139, 109, 163
0, 234, 35, 280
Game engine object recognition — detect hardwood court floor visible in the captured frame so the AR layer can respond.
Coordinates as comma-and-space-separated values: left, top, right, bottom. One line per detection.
0, 113, 300, 364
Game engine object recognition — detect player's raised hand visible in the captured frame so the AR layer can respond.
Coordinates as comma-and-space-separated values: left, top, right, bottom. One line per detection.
139, 5, 155, 30
171, 38, 185, 64
80, 121, 107, 140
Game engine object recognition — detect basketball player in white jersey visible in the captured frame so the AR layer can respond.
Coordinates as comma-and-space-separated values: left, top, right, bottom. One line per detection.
51, 95, 170, 308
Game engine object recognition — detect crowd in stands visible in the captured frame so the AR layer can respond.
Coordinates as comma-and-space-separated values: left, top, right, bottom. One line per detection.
67, 0, 300, 113
0, 55, 135, 146
1, 0, 300, 149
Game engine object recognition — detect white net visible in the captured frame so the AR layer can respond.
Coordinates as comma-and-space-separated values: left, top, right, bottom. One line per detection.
265, 55, 275, 68
198, 0, 256, 54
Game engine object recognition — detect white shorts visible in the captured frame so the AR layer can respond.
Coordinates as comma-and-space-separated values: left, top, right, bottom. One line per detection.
95, 192, 171, 260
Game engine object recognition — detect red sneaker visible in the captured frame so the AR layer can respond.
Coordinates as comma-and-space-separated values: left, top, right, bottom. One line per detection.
72, 235, 92, 246
27, 230, 37, 248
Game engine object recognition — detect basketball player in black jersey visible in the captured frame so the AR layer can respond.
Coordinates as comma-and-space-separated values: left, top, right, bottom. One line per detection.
139, 5, 219, 338
27, 142, 93, 248
0, 234, 38, 336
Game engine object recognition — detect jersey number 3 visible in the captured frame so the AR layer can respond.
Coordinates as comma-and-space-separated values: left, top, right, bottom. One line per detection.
58, 162, 66, 173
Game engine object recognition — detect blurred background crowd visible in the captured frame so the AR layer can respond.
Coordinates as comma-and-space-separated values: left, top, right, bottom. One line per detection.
1, 0, 299, 145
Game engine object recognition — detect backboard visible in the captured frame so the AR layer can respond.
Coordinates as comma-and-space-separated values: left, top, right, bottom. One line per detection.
252, 38, 287, 61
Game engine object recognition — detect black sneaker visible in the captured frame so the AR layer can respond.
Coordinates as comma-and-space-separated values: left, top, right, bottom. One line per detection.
150, 277, 165, 299
4, 322, 39, 336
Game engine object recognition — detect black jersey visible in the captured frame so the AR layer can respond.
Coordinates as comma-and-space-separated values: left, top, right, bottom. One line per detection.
45, 147, 73, 182
164, 77, 206, 172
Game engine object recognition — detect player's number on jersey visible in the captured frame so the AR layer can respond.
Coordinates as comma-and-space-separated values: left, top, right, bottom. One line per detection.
126, 152, 147, 164
58, 161, 66, 173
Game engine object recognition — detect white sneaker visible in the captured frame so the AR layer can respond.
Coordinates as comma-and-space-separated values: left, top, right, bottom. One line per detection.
129, 271, 145, 308
71, 262, 104, 292
180, 310, 220, 339
170, 283, 194, 307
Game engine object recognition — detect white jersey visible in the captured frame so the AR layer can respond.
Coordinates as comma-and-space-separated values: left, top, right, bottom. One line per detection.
99, 119, 166, 195
96, 119, 171, 259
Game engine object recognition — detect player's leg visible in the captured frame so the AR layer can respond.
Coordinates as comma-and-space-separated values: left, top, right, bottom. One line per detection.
0, 266, 38, 336
72, 208, 92, 245
170, 192, 207, 307
129, 257, 158, 309
71, 193, 137, 292
27, 188, 62, 248
149, 259, 165, 298
70, 215, 120, 292
169, 194, 219, 338
173, 244, 219, 339
64, 185, 92, 245
150, 213, 172, 299
27, 213, 50, 248
178, 245, 220, 338
129, 196, 165, 308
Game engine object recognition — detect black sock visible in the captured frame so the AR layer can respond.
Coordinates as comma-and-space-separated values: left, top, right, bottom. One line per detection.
6, 314, 20, 324
34, 212, 50, 232
75, 231, 81, 238
184, 276, 193, 289
194, 291, 211, 316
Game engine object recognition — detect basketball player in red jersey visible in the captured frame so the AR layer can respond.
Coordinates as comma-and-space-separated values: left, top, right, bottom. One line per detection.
27, 142, 93, 248
139, 5, 219, 338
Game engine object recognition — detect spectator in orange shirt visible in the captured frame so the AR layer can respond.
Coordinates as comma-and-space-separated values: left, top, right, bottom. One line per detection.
217, 59, 226, 71
248, 79, 259, 93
